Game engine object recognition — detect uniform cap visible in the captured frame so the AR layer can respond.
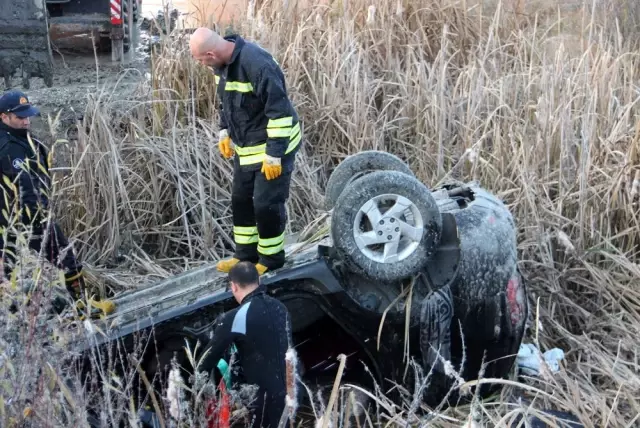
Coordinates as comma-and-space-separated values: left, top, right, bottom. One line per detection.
0, 90, 40, 118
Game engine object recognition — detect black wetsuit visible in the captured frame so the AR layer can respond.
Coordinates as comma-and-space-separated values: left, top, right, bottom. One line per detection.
200, 284, 292, 428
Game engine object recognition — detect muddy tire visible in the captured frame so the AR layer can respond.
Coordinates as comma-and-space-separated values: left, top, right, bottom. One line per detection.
95, 0, 131, 55
331, 170, 442, 282
324, 151, 414, 211
133, 0, 140, 22
122, 0, 132, 53
97, 1, 131, 54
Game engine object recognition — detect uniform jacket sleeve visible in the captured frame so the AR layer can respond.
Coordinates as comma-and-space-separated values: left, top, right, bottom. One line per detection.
0, 143, 42, 225
219, 98, 228, 132
214, 73, 228, 132
249, 62, 296, 159
199, 310, 240, 376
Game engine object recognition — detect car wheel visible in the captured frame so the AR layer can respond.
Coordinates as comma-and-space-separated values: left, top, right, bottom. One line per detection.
324, 150, 415, 211
331, 170, 442, 282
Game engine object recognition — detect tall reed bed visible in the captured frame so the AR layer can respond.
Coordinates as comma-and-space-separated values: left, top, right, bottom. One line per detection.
1, 0, 638, 426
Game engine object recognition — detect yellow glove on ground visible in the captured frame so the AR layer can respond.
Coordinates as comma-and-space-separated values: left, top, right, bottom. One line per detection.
261, 155, 282, 180
218, 129, 234, 159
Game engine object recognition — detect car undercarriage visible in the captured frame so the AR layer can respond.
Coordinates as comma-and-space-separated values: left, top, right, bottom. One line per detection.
67, 150, 528, 426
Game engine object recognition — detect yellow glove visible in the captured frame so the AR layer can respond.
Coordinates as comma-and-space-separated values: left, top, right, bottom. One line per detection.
261, 155, 282, 180
218, 129, 234, 159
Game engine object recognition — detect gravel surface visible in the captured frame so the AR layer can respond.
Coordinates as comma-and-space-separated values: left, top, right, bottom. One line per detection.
0, 25, 153, 142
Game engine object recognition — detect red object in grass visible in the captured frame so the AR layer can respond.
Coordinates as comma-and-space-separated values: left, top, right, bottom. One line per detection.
206, 380, 231, 428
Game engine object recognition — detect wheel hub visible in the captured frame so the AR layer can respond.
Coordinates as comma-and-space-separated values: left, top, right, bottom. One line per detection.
353, 193, 425, 264
374, 217, 401, 242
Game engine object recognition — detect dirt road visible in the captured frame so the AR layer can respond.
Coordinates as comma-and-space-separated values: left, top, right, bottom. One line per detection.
0, 1, 215, 140
0, 15, 158, 141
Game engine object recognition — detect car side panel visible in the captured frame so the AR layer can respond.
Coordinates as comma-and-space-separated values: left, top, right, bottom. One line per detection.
73, 257, 345, 353
441, 186, 519, 303
425, 184, 527, 404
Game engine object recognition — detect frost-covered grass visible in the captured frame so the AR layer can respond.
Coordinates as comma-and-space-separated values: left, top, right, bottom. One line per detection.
2, 0, 640, 426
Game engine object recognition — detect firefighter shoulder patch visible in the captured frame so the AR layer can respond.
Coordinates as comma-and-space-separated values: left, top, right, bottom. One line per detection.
12, 158, 24, 170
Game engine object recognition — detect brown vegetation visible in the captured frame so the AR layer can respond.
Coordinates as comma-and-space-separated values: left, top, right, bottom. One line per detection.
1, 0, 639, 426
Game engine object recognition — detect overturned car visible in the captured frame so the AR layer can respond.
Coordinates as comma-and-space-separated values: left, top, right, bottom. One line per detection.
72, 150, 528, 424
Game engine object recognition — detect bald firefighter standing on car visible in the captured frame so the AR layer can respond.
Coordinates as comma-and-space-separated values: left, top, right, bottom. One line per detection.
189, 28, 301, 275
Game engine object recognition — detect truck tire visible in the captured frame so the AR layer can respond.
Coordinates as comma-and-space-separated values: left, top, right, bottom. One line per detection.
324, 151, 414, 211
123, 0, 131, 53
95, 0, 131, 55
331, 170, 442, 283
133, 0, 139, 22
98, 1, 131, 55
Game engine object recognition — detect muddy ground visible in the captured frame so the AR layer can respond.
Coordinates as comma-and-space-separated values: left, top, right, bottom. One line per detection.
0, 22, 157, 143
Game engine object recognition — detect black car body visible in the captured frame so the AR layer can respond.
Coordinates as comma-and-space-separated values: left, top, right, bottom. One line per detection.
71, 152, 528, 422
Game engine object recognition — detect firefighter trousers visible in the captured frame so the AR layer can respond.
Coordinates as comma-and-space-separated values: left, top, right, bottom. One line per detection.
231, 158, 293, 270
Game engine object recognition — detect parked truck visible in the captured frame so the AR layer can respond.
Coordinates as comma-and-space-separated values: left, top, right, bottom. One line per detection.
0, 0, 140, 89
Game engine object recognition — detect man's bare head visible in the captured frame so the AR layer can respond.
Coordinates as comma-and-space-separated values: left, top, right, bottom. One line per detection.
189, 27, 233, 69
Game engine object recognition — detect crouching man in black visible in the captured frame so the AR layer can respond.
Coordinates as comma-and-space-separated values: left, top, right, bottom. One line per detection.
199, 261, 293, 428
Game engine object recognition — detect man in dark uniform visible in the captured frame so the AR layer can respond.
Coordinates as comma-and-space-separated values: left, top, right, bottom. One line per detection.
199, 261, 293, 428
189, 27, 302, 276
0, 90, 114, 315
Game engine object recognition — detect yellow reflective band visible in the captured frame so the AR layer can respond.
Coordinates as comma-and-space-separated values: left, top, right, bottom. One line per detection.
267, 127, 291, 138
267, 117, 293, 128
234, 144, 266, 156
259, 232, 284, 247
234, 225, 259, 244
258, 232, 285, 255
289, 122, 301, 137
258, 242, 285, 255
225, 81, 253, 92
238, 153, 267, 165
235, 235, 259, 244
236, 123, 302, 165
286, 131, 301, 155
285, 123, 302, 154
215, 75, 220, 84
233, 225, 258, 235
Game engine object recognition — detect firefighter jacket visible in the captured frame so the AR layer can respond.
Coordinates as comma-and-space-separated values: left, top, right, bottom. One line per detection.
0, 122, 52, 228
213, 35, 302, 168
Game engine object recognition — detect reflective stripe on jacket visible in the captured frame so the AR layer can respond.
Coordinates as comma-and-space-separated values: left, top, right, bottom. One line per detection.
214, 35, 302, 166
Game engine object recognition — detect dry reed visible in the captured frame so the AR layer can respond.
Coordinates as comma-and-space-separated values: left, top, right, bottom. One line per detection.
1, 0, 639, 426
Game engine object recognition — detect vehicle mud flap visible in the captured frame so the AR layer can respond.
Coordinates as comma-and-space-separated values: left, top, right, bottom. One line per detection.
419, 283, 454, 403
0, 0, 54, 88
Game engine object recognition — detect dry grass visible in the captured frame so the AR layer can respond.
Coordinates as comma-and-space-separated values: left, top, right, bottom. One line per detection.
1, 0, 640, 426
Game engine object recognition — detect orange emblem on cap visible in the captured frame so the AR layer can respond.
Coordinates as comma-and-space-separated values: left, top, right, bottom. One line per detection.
19, 97, 28, 104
